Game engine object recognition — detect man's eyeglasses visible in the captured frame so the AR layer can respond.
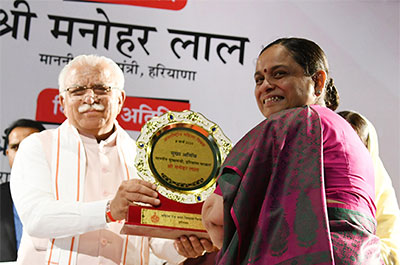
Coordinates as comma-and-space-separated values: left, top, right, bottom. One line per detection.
65, 84, 115, 97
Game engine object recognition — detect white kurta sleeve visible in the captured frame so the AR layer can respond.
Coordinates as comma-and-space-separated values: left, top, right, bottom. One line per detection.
149, 238, 186, 265
10, 134, 108, 239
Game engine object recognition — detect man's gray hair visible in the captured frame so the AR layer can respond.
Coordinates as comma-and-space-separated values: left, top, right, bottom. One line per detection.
58, 54, 125, 93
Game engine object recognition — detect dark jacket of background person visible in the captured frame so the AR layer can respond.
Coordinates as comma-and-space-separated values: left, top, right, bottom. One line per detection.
1, 181, 17, 261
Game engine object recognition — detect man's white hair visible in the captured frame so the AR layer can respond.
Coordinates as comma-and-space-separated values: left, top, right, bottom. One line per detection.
58, 54, 125, 93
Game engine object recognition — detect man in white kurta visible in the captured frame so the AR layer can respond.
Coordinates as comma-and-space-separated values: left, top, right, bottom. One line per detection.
10, 54, 212, 265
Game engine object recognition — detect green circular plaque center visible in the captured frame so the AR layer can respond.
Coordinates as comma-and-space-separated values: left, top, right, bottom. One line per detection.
149, 127, 218, 192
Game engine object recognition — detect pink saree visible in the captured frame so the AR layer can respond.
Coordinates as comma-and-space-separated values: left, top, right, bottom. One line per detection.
216, 106, 382, 265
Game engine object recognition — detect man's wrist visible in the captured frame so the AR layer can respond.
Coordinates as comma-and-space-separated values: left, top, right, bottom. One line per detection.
105, 200, 116, 222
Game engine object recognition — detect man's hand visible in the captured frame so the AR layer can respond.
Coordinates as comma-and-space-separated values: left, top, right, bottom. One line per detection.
109, 179, 160, 221
174, 235, 215, 259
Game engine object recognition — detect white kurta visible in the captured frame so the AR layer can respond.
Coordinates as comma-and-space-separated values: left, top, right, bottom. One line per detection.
10, 121, 185, 265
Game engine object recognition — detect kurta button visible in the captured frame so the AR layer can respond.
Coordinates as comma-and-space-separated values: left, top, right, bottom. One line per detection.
101, 238, 107, 246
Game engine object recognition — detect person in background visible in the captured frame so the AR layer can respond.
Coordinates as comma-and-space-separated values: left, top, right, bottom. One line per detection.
338, 110, 400, 265
0, 119, 45, 262
10, 54, 212, 265
201, 37, 383, 264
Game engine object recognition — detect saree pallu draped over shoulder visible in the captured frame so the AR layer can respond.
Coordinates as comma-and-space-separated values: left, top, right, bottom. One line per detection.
216, 106, 382, 265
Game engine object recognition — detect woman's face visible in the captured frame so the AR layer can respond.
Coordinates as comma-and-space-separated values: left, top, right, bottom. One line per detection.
254, 44, 318, 118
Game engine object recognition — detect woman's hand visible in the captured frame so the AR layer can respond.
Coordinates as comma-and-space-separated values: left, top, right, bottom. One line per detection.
201, 193, 224, 249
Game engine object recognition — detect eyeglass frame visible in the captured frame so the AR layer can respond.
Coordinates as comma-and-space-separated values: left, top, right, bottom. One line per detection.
63, 84, 120, 98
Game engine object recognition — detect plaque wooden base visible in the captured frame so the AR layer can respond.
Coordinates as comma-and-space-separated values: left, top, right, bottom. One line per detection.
121, 193, 210, 240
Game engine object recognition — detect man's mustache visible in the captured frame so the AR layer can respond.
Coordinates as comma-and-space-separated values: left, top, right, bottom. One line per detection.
78, 103, 105, 113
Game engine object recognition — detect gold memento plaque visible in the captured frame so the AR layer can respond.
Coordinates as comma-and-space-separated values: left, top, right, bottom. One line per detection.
122, 110, 232, 239
135, 110, 232, 203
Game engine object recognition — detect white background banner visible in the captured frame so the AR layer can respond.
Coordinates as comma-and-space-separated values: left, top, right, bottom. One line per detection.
0, 0, 399, 204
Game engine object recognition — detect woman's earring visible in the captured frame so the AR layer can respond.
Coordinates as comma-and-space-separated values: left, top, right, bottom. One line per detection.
315, 90, 322, 96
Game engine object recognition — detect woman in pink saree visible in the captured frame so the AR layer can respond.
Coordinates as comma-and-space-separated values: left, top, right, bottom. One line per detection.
201, 38, 383, 264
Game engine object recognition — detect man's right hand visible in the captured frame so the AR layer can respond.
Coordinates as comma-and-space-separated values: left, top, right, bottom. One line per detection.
109, 179, 160, 221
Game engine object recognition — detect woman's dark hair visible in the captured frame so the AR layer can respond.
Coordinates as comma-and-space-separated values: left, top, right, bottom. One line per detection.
260, 37, 339, 110
337, 111, 369, 148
